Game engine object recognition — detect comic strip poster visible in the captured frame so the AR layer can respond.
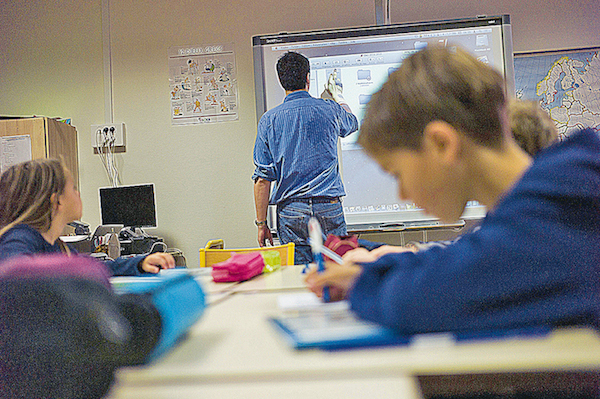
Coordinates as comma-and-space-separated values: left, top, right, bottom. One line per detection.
168, 43, 238, 125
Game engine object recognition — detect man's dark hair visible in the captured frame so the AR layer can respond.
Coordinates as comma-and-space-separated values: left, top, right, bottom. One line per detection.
276, 52, 310, 91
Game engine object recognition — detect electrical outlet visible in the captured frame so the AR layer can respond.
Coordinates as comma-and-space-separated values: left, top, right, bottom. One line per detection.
91, 123, 126, 149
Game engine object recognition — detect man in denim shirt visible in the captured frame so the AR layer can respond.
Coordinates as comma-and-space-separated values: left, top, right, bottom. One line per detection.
252, 51, 358, 264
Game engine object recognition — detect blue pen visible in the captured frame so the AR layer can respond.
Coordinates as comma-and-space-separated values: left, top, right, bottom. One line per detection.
308, 217, 330, 302
301, 245, 342, 273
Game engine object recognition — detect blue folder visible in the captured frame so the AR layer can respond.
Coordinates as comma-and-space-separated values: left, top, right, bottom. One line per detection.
270, 301, 551, 351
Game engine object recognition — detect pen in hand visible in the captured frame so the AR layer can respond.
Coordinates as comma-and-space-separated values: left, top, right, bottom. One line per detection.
308, 217, 330, 302
320, 245, 343, 265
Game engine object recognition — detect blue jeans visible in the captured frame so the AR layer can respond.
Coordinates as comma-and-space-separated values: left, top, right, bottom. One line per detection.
276, 198, 347, 265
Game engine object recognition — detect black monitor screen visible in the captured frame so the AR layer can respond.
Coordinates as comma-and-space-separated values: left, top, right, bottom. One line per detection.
99, 184, 157, 228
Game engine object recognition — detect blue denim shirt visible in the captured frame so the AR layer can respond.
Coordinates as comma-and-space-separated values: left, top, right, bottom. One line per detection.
252, 90, 358, 204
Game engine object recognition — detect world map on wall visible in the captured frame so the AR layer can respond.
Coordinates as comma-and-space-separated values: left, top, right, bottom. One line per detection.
514, 48, 600, 139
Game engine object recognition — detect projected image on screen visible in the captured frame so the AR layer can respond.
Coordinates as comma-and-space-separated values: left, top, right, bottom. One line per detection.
306, 48, 459, 224
308, 51, 410, 147
253, 16, 514, 228
99, 184, 157, 228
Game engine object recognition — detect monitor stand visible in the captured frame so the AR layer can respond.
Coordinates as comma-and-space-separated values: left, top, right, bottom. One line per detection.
119, 227, 163, 255
120, 226, 153, 239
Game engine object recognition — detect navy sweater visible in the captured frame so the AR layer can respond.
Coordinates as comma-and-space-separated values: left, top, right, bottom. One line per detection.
349, 129, 600, 334
0, 224, 146, 276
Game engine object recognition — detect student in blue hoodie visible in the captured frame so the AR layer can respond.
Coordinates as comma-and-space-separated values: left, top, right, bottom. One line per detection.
0, 158, 174, 275
306, 46, 600, 335
344, 98, 561, 263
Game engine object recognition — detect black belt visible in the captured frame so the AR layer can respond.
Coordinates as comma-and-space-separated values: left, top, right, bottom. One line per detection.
279, 196, 340, 205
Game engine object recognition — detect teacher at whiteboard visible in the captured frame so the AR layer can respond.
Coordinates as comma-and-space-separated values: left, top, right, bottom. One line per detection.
252, 51, 358, 264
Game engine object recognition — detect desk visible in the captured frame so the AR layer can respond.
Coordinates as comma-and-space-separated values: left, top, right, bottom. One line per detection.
111, 268, 239, 305
108, 266, 600, 398
229, 265, 307, 294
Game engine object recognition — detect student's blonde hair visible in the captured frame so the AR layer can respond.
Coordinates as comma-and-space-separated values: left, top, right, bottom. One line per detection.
0, 158, 71, 254
508, 99, 559, 156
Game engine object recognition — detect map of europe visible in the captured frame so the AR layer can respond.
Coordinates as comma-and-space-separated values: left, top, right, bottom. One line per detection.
514, 49, 600, 139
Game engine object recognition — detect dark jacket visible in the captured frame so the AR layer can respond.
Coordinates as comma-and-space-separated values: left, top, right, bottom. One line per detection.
0, 224, 146, 276
349, 128, 600, 334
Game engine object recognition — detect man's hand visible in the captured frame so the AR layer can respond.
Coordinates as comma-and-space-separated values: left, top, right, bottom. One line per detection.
304, 260, 362, 301
258, 225, 274, 247
320, 69, 352, 112
140, 252, 176, 274
320, 69, 344, 101
253, 177, 272, 247
326, 69, 344, 103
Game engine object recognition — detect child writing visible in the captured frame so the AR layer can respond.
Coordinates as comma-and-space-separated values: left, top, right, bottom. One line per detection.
306, 46, 600, 334
343, 98, 561, 264
0, 158, 175, 275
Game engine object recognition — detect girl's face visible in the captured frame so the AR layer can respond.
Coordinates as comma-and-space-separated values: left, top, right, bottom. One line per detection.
57, 169, 83, 223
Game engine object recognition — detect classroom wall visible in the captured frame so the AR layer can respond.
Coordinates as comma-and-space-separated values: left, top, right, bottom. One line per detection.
1, 0, 598, 267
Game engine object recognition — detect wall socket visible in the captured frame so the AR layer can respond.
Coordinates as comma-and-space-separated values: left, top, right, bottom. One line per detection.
91, 122, 126, 149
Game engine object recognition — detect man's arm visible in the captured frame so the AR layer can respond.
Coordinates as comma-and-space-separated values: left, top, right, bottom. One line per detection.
320, 70, 358, 136
324, 69, 352, 113
253, 177, 273, 247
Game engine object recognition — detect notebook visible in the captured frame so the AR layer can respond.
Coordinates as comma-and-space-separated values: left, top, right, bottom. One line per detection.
270, 293, 552, 351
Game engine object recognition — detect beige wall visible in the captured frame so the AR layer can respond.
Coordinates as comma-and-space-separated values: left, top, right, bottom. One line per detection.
1, 0, 598, 267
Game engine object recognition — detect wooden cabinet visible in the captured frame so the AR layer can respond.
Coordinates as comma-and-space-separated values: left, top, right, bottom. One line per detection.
0, 117, 79, 186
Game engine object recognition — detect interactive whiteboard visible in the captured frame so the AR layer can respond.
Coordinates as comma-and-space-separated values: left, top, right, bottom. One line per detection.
253, 15, 515, 230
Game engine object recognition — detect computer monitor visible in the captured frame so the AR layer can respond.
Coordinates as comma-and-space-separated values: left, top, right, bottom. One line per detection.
99, 184, 157, 229
252, 15, 515, 230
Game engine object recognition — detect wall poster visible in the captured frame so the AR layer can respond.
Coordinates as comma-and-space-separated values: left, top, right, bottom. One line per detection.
0, 135, 32, 174
168, 43, 238, 125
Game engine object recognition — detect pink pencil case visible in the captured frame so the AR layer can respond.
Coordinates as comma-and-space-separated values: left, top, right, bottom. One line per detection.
211, 252, 265, 282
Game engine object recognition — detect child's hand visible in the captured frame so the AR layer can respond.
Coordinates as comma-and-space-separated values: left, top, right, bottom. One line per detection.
140, 252, 176, 273
343, 245, 416, 263
304, 261, 362, 301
